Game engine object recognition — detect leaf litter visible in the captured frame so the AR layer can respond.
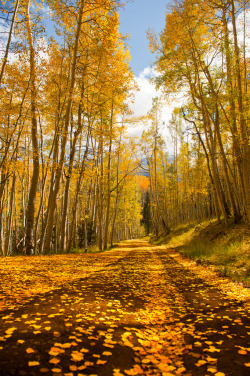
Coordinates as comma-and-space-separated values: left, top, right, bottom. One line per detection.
0, 239, 249, 375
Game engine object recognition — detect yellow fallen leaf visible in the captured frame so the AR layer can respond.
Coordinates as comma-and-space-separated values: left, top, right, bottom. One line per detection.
96, 359, 107, 365
69, 365, 77, 371
49, 351, 59, 356
176, 367, 186, 374
84, 361, 94, 366
207, 367, 217, 374
49, 358, 60, 364
215, 373, 225, 376
26, 348, 35, 354
17, 340, 25, 344
45, 327, 51, 331
78, 365, 86, 370
206, 346, 220, 353
28, 361, 40, 367
245, 363, 250, 367
102, 351, 112, 356
71, 353, 83, 362
238, 349, 247, 355
61, 343, 71, 348
194, 342, 202, 347
51, 368, 62, 373
195, 360, 207, 367
124, 370, 138, 375
5, 328, 17, 335
206, 357, 217, 363
80, 348, 89, 353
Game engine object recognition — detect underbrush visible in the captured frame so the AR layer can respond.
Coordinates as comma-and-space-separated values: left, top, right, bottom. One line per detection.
150, 220, 250, 287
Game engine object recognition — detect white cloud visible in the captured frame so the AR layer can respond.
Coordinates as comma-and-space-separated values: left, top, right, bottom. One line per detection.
127, 67, 179, 154
129, 67, 158, 118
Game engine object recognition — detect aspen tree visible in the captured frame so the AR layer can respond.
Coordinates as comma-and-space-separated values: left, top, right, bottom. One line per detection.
24, 0, 40, 255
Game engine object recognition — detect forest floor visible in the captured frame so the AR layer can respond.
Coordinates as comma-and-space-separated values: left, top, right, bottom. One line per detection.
0, 239, 250, 376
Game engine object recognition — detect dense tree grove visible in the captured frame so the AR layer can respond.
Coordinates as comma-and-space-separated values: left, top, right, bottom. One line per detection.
0, 0, 144, 255
0, 0, 249, 255
146, 0, 250, 235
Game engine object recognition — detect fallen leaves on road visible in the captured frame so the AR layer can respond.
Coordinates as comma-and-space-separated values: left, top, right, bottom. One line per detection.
0, 239, 249, 376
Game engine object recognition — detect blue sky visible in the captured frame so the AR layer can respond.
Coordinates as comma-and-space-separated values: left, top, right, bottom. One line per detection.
119, 0, 170, 76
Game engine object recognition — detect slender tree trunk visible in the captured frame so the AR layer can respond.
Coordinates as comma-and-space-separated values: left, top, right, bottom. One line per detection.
25, 1, 40, 255
103, 99, 114, 250
4, 173, 16, 256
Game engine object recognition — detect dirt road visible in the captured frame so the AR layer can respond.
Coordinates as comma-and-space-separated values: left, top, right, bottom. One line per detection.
0, 240, 249, 375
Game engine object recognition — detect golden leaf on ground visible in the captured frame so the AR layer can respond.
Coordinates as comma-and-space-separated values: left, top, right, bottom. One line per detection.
206, 357, 217, 363
159, 364, 176, 372
49, 358, 60, 364
71, 353, 83, 362
207, 367, 217, 373
5, 328, 17, 335
215, 373, 225, 376
28, 361, 40, 366
124, 370, 138, 375
77, 365, 86, 370
51, 368, 62, 373
96, 359, 107, 365
61, 343, 71, 348
26, 348, 35, 354
176, 367, 186, 374
49, 351, 59, 356
195, 360, 207, 367
245, 363, 250, 367
102, 351, 112, 356
238, 349, 247, 355
84, 361, 94, 366
80, 348, 89, 353
205, 346, 220, 353
69, 365, 77, 371
141, 359, 151, 364
194, 341, 202, 347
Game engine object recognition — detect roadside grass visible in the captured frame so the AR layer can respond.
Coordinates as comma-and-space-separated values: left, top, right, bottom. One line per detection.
150, 219, 250, 287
